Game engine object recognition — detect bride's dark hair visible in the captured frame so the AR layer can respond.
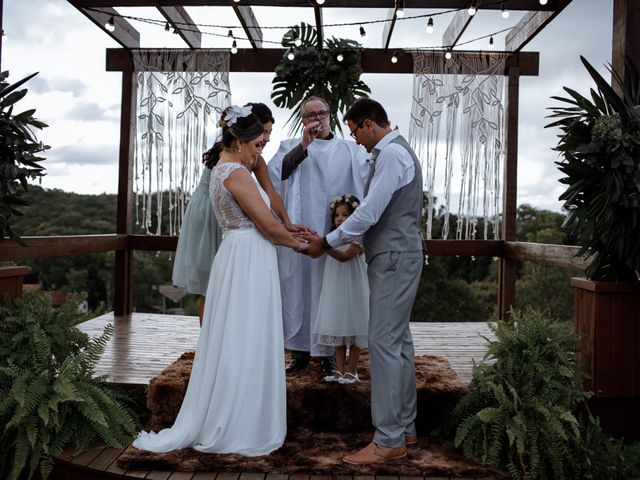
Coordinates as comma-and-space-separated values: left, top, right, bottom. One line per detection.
203, 107, 264, 169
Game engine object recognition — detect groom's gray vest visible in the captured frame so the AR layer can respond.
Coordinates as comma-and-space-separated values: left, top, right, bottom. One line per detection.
363, 135, 423, 263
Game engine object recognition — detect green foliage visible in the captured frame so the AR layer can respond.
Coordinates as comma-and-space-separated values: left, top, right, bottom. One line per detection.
271, 23, 371, 136
515, 264, 579, 322
547, 56, 640, 282
0, 292, 140, 480
449, 307, 640, 480
0, 71, 49, 244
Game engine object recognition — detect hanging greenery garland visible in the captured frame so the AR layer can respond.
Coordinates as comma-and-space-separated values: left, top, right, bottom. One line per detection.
271, 22, 371, 136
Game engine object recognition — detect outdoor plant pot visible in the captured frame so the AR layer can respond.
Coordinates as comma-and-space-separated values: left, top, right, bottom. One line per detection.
0, 266, 29, 305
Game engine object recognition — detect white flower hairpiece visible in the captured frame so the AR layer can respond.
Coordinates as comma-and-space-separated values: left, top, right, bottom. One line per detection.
330, 194, 360, 211
223, 105, 253, 127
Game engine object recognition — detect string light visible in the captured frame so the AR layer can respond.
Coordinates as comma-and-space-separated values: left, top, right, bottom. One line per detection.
287, 48, 295, 60
292, 30, 302, 47
316, 0, 325, 4
231, 39, 238, 54
468, 5, 477, 16
501, 3, 509, 18
395, 0, 405, 18
227, 29, 233, 38
391, 50, 398, 63
488, 36, 494, 49
359, 25, 367, 40
105, 16, 115, 32
445, 50, 452, 60
164, 22, 170, 32
539, 0, 548, 4
336, 53, 344, 62
233, 0, 240, 2
426, 17, 434, 34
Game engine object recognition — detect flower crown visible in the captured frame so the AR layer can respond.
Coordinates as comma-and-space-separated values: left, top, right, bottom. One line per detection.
329, 193, 360, 211
222, 105, 253, 127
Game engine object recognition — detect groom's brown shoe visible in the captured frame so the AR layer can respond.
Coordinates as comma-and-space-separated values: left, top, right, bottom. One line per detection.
343, 442, 407, 465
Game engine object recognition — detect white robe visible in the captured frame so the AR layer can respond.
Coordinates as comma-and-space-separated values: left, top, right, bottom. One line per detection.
268, 136, 370, 356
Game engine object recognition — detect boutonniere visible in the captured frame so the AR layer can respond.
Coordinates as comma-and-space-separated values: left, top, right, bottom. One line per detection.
367, 157, 376, 166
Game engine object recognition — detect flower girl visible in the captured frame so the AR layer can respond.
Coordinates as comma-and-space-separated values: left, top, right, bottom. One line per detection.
313, 194, 369, 384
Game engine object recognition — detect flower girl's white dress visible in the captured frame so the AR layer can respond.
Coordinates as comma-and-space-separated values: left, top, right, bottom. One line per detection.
133, 162, 286, 456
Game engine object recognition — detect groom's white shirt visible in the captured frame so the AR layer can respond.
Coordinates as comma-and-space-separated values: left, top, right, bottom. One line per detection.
326, 130, 416, 248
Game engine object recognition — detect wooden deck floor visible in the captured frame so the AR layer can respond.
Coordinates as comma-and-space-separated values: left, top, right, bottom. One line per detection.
78, 312, 495, 385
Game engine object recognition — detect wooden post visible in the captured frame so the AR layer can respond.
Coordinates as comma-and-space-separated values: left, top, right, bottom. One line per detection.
0, 0, 4, 70
612, 0, 640, 92
499, 66, 519, 321
113, 54, 136, 317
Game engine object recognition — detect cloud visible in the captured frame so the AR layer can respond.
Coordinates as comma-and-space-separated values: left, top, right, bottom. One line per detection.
27, 75, 88, 97
65, 101, 110, 122
46, 143, 118, 167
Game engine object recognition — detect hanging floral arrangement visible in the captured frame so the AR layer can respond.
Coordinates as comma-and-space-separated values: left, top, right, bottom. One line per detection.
271, 22, 371, 136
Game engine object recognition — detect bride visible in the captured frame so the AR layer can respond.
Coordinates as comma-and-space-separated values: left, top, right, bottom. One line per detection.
133, 105, 308, 456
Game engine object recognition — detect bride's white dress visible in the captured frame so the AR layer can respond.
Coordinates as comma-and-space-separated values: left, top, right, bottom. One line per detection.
133, 162, 286, 456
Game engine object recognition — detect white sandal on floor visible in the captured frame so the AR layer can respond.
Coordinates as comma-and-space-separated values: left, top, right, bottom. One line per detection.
323, 370, 344, 382
338, 372, 360, 384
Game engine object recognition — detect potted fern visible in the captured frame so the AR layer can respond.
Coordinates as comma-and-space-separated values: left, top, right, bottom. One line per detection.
546, 56, 640, 424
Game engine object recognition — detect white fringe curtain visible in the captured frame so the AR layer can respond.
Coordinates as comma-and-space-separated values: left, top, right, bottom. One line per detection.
409, 51, 508, 242
132, 49, 231, 236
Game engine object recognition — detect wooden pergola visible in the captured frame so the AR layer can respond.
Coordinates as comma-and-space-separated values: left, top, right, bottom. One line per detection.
3, 0, 638, 323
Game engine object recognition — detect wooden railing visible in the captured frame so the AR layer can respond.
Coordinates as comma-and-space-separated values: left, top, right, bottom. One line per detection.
1, 235, 587, 317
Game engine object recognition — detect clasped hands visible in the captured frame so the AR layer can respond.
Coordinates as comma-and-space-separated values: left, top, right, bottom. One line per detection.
292, 232, 326, 258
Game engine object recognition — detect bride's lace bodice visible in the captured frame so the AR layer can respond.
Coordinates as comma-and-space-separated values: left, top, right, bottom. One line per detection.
210, 162, 269, 235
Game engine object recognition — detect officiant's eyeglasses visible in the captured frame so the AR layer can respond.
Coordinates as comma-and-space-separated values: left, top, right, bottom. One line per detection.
302, 109, 329, 121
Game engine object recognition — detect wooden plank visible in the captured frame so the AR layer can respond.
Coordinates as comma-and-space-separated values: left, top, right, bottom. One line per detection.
230, 3, 263, 49
424, 239, 501, 257
125, 468, 149, 478
216, 474, 240, 480
594, 292, 611, 396
505, 0, 572, 52
106, 48, 540, 76
70, 0, 560, 9
314, 4, 324, 49
381, 7, 398, 51
612, 0, 640, 92
87, 446, 127, 472
239, 474, 265, 480
158, 6, 202, 49
69, 3, 140, 48
147, 471, 173, 479
169, 472, 195, 480
621, 292, 637, 397
129, 234, 178, 251
192, 473, 219, 480
0, 234, 126, 261
503, 242, 588, 270
442, 8, 473, 48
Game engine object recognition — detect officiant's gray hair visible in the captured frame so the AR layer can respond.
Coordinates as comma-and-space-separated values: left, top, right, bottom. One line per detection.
301, 96, 329, 112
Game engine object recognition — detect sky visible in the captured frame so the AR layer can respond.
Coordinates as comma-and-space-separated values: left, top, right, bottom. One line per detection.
2, 0, 613, 213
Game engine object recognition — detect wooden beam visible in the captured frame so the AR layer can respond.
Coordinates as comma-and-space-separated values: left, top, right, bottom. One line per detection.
68, 3, 140, 49
505, 0, 572, 52
498, 66, 520, 321
106, 48, 540, 76
442, 8, 473, 49
314, 4, 324, 49
423, 239, 502, 257
69, 0, 561, 10
0, 235, 127, 261
230, 2, 263, 50
504, 242, 588, 270
381, 7, 398, 51
612, 0, 640, 92
157, 6, 201, 49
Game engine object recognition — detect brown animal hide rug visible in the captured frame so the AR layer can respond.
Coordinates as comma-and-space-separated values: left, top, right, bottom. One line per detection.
118, 352, 496, 476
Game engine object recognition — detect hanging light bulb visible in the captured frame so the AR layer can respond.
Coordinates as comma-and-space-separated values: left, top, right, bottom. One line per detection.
445, 50, 452, 60
227, 29, 233, 38
468, 5, 477, 16
233, 0, 240, 2
164, 22, 170, 32
489, 36, 495, 49
539, 0, 548, 4
501, 3, 510, 18
173, 28, 179, 34
287, 48, 295, 61
359, 26, 367, 40
391, 50, 398, 64
337, 53, 344, 62
292, 30, 302, 47
316, 0, 325, 4
231, 40, 238, 54
105, 16, 115, 32
426, 17, 434, 34
395, 0, 405, 17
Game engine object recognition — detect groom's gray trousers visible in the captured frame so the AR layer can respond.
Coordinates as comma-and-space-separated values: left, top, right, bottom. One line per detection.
368, 249, 423, 448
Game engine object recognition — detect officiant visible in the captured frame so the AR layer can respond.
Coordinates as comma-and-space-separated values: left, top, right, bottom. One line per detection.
268, 96, 370, 375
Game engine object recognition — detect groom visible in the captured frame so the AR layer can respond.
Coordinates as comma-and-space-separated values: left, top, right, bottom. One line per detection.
305, 97, 423, 464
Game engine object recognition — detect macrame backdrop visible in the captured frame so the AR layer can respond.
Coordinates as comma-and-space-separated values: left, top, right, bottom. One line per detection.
132, 49, 231, 236
409, 52, 508, 242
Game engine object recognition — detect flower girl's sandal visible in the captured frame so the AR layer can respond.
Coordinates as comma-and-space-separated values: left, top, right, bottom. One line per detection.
338, 372, 361, 384
323, 370, 344, 383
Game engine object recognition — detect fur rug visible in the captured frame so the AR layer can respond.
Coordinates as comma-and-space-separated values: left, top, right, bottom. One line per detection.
118, 351, 494, 476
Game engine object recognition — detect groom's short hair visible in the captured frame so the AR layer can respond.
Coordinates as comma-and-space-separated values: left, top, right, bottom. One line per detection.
344, 98, 390, 128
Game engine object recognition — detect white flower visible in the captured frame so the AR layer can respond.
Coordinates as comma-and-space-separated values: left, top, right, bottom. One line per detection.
367, 157, 376, 165
351, 201, 358, 208
332, 195, 343, 203
223, 105, 253, 127
330, 202, 336, 209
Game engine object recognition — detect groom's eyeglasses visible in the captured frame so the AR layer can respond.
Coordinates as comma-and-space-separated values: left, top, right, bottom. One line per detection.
302, 109, 329, 121
349, 122, 364, 139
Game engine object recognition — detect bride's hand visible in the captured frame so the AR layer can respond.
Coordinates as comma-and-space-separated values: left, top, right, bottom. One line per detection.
294, 241, 309, 253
